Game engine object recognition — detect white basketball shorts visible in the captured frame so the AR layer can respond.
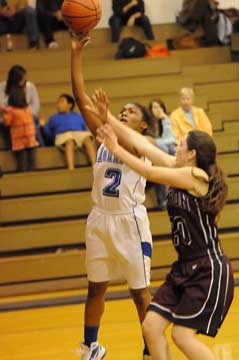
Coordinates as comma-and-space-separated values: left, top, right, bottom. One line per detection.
85, 205, 153, 289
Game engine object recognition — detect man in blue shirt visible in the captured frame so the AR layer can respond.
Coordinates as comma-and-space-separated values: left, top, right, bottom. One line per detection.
40, 94, 96, 170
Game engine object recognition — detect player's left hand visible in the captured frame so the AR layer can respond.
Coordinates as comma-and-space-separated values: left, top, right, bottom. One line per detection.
96, 124, 119, 154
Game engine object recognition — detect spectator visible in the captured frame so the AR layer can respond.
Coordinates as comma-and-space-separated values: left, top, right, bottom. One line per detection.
177, 0, 219, 46
148, 99, 176, 210
37, 0, 67, 49
171, 87, 212, 144
0, 0, 40, 49
0, 87, 39, 172
0, 64, 44, 147
40, 94, 96, 170
149, 99, 176, 155
109, 0, 154, 43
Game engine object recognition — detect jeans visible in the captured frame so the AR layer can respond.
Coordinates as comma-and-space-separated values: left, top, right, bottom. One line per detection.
33, 116, 45, 147
109, 14, 154, 43
14, 147, 36, 172
37, 10, 67, 45
0, 6, 39, 46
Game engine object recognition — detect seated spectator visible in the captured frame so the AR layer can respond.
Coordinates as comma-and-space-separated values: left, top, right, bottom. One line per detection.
0, 87, 39, 172
177, 0, 219, 47
148, 99, 176, 210
109, 0, 154, 43
37, 0, 67, 49
149, 99, 176, 155
40, 94, 96, 170
0, 0, 40, 49
0, 64, 44, 147
171, 87, 212, 144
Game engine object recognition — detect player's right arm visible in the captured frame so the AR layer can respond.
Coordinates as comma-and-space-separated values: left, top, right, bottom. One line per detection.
71, 34, 102, 136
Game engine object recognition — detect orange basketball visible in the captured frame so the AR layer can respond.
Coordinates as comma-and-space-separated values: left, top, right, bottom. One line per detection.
61, 0, 102, 33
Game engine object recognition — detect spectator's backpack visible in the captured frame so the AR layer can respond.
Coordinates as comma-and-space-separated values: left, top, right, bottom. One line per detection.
115, 37, 147, 59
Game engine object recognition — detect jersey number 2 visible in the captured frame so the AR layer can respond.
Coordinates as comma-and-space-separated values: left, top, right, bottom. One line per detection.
103, 168, 122, 198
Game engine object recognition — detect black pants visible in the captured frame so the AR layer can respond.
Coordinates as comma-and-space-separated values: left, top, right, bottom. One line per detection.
37, 10, 67, 45
0, 6, 39, 46
109, 14, 154, 43
14, 148, 36, 172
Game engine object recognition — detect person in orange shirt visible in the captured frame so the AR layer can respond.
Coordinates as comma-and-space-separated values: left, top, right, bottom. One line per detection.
1, 87, 38, 171
171, 87, 212, 144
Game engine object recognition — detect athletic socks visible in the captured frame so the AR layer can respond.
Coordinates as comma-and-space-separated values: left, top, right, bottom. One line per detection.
84, 325, 99, 347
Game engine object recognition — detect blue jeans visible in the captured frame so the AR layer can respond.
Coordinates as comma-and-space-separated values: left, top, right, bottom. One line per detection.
0, 6, 39, 45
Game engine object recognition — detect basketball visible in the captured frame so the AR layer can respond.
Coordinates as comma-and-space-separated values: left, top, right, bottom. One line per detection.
61, 0, 102, 34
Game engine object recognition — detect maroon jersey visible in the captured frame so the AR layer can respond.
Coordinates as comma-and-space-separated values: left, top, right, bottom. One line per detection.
148, 187, 234, 337
167, 188, 223, 262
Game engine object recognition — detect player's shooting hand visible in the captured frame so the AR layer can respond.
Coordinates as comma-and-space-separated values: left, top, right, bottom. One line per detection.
96, 124, 119, 154
70, 30, 91, 51
86, 88, 109, 123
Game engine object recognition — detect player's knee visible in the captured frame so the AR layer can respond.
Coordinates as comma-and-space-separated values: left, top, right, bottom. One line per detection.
131, 288, 149, 307
171, 326, 186, 348
87, 282, 108, 299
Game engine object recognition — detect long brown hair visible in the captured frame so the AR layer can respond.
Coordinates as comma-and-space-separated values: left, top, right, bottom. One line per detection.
187, 130, 228, 216
148, 99, 167, 137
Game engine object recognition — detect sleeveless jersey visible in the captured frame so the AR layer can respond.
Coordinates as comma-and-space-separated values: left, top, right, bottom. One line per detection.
167, 188, 223, 262
91, 144, 147, 212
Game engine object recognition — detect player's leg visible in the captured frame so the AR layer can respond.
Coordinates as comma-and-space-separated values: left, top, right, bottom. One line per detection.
130, 287, 151, 358
142, 311, 172, 360
64, 139, 75, 170
79, 281, 108, 359
83, 135, 96, 165
84, 281, 109, 344
171, 325, 215, 360
130, 287, 151, 323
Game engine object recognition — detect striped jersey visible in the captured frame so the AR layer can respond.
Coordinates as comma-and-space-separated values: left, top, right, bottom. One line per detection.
91, 144, 148, 212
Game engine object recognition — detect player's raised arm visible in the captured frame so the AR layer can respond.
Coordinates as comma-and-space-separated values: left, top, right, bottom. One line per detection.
88, 88, 176, 167
71, 34, 102, 135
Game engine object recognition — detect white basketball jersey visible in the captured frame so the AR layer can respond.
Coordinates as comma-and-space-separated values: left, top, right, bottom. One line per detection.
91, 144, 148, 212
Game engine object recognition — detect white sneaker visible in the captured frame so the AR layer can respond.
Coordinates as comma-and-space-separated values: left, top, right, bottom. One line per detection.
48, 41, 59, 49
76, 342, 106, 360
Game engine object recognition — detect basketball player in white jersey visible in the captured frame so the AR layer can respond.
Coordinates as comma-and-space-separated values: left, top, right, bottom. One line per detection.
71, 34, 153, 360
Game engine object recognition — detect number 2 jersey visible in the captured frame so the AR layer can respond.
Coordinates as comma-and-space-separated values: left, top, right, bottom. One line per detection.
167, 187, 224, 262
91, 144, 148, 212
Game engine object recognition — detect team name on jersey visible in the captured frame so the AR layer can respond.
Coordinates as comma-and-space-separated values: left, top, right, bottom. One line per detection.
168, 189, 191, 212
96, 146, 123, 164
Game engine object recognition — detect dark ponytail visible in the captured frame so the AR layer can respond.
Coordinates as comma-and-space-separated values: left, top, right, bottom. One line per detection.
187, 130, 228, 216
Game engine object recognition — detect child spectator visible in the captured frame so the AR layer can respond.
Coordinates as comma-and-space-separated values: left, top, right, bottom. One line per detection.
171, 87, 212, 144
0, 64, 44, 147
0, 87, 39, 172
40, 94, 96, 170
109, 0, 154, 43
148, 99, 176, 210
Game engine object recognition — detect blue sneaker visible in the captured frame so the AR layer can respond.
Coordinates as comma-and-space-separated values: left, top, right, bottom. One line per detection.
76, 342, 106, 360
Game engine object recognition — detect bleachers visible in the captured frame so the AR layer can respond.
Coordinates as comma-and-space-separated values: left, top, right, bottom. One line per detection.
0, 24, 238, 300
